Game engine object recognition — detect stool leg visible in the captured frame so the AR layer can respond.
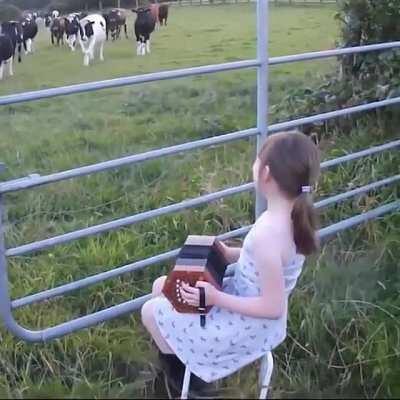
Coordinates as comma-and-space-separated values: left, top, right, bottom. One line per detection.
181, 366, 191, 399
259, 352, 274, 399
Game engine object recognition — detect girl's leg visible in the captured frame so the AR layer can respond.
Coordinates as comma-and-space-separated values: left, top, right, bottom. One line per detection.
141, 275, 173, 353
141, 299, 173, 353
152, 276, 166, 297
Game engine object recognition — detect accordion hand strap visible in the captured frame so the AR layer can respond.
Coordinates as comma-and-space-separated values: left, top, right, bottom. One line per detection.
198, 287, 206, 328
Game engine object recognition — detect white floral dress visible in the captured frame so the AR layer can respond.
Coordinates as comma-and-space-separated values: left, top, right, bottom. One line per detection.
153, 226, 305, 383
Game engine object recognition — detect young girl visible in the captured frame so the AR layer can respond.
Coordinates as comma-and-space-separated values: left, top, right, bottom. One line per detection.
141, 131, 320, 390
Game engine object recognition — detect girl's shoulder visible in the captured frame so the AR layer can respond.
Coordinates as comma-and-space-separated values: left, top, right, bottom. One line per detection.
252, 212, 289, 240
251, 215, 297, 262
250, 222, 286, 250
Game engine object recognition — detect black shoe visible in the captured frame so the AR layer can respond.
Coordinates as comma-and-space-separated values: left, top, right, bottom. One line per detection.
158, 351, 211, 398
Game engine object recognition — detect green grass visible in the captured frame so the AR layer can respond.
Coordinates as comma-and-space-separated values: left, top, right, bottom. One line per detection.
0, 3, 338, 95
0, 3, 399, 399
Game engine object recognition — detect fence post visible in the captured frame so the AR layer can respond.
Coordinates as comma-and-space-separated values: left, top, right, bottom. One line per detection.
255, 0, 269, 218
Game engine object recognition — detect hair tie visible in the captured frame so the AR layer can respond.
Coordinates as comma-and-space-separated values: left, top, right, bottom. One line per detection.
301, 185, 312, 193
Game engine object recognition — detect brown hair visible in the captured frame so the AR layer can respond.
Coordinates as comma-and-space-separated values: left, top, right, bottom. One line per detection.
257, 131, 321, 255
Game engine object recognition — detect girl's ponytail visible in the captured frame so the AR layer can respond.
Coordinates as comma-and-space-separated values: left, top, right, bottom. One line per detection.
291, 192, 319, 256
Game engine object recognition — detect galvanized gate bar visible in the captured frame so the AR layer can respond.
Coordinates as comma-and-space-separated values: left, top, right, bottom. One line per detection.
315, 175, 400, 208
269, 96, 400, 133
0, 128, 259, 194
11, 174, 400, 310
1, 43, 399, 107
0, 59, 260, 106
317, 202, 400, 238
320, 139, 400, 169
1, 108, 399, 195
255, 0, 269, 216
5, 183, 254, 257
5, 200, 400, 342
5, 140, 399, 257
269, 41, 400, 65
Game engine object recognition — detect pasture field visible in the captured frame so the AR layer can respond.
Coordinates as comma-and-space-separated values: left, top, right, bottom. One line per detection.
0, 3, 399, 398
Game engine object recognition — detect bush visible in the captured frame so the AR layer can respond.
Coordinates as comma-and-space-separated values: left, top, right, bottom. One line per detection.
336, 0, 400, 96
272, 0, 400, 137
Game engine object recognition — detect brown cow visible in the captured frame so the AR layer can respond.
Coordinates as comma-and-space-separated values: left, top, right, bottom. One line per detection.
50, 17, 66, 46
149, 3, 160, 30
159, 4, 169, 26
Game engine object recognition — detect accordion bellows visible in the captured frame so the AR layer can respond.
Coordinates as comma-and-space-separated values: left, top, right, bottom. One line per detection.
162, 235, 229, 313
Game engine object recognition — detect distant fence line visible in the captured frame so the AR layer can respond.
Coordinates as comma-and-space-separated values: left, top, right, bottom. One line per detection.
162, 0, 338, 6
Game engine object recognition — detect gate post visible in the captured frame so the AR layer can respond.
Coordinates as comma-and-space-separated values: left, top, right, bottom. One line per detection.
0, 194, 12, 338
255, 0, 269, 217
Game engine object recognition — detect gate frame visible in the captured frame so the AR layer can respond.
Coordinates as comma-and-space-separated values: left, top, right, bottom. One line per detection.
0, 1, 399, 342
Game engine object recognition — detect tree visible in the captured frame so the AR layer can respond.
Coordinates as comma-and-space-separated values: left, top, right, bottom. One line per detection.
0, 3, 21, 19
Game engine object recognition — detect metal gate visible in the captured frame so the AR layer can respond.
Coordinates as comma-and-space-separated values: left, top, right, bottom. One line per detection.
0, 1, 399, 342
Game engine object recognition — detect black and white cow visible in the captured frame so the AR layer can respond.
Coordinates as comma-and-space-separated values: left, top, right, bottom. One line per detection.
0, 34, 14, 80
20, 17, 38, 54
44, 13, 54, 29
65, 14, 81, 51
44, 14, 52, 28
45, 10, 60, 30
79, 14, 106, 66
132, 8, 156, 56
104, 9, 128, 41
0, 21, 23, 63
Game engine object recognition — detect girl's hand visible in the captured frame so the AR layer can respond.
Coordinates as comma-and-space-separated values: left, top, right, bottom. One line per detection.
216, 240, 230, 258
216, 239, 241, 264
179, 281, 219, 307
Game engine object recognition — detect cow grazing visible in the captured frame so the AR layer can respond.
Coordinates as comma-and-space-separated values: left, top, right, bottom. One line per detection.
132, 8, 155, 56
158, 4, 169, 26
0, 34, 14, 80
50, 17, 66, 46
104, 9, 128, 41
65, 15, 80, 51
20, 17, 38, 54
79, 14, 106, 66
0, 21, 23, 63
